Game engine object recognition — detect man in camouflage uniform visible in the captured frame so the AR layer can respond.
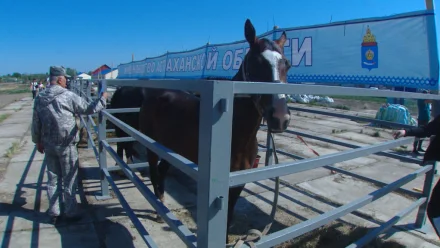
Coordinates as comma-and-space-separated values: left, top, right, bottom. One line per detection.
31, 66, 108, 224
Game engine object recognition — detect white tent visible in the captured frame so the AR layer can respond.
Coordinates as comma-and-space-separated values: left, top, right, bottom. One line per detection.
76, 73, 91, 80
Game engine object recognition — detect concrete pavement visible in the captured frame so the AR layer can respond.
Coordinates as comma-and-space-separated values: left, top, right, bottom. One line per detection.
0, 96, 439, 247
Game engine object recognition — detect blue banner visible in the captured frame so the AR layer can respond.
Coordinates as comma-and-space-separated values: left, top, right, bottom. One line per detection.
117, 10, 439, 90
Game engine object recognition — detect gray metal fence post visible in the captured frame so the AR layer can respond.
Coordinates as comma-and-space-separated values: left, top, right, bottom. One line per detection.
79, 80, 84, 131
197, 80, 235, 248
79, 80, 83, 97
96, 79, 110, 200
415, 161, 437, 230
86, 81, 93, 150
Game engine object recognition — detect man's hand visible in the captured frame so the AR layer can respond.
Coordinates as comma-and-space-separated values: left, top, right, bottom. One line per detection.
393, 130, 406, 139
37, 143, 45, 154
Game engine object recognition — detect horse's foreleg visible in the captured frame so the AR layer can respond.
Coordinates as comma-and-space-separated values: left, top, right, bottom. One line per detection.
227, 185, 245, 240
115, 143, 126, 176
148, 151, 160, 198
116, 143, 124, 164
157, 160, 171, 203
125, 141, 135, 164
147, 150, 164, 223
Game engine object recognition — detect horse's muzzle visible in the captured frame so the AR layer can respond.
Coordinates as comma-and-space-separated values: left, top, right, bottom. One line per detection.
267, 116, 290, 133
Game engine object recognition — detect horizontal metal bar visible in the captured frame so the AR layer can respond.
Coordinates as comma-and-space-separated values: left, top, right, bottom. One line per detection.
106, 108, 140, 114
323, 165, 421, 198
288, 106, 414, 129
273, 127, 422, 165
106, 129, 115, 133
101, 141, 197, 247
88, 115, 97, 127
257, 144, 303, 160
346, 197, 427, 248
103, 111, 198, 180
102, 168, 158, 248
375, 151, 423, 165
106, 79, 210, 92
229, 137, 414, 187
107, 162, 149, 171
232, 82, 440, 100
256, 165, 432, 247
107, 137, 137, 143
257, 143, 421, 198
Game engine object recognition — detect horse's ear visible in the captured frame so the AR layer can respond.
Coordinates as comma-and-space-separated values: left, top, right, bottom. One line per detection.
245, 19, 257, 45
275, 31, 287, 47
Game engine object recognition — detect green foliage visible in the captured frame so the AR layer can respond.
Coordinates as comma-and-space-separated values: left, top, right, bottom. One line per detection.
66, 68, 77, 77
12, 72, 21, 78
2, 67, 78, 83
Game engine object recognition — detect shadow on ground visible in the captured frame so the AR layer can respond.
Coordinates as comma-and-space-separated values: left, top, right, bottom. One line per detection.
276, 221, 405, 248
0, 146, 136, 248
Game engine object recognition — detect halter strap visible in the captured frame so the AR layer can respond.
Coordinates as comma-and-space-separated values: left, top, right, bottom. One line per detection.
241, 54, 264, 117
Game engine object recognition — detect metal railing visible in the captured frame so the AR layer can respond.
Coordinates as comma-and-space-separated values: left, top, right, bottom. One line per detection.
71, 79, 439, 248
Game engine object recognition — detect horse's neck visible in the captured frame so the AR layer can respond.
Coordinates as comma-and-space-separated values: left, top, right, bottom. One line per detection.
232, 98, 262, 147
207, 71, 261, 139
232, 70, 261, 140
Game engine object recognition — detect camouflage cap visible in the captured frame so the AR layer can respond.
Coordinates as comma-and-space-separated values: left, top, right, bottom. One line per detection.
49, 66, 71, 78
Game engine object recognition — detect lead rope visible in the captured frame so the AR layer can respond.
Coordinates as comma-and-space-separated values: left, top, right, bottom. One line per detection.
227, 131, 280, 248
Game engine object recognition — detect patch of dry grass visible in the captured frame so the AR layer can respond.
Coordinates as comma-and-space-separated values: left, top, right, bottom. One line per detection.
0, 84, 29, 95
0, 113, 11, 123
4, 142, 21, 158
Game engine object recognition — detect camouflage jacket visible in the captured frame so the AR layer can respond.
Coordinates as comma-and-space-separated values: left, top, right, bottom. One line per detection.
31, 85, 106, 147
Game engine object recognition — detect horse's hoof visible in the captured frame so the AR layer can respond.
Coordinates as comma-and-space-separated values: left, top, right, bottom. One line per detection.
116, 170, 126, 177
156, 215, 164, 223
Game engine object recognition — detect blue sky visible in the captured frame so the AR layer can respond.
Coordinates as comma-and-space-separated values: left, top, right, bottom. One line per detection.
0, 0, 437, 75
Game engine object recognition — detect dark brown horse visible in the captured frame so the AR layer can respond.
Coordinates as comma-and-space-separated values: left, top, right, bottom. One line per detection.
139, 19, 292, 238
109, 86, 143, 171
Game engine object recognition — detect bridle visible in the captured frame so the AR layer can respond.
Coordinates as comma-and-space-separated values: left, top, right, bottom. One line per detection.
227, 51, 282, 248
238, 52, 264, 118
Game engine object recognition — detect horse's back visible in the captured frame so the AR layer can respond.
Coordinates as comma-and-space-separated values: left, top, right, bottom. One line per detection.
110, 86, 144, 137
140, 90, 200, 163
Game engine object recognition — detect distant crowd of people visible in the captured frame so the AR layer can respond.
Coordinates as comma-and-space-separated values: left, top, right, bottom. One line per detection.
29, 78, 49, 99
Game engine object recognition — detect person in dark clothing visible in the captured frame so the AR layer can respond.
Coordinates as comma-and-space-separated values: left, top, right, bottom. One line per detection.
394, 115, 440, 238
30, 78, 38, 99
413, 90, 431, 154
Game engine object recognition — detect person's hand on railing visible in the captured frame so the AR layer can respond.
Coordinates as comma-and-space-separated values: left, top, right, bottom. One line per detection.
37, 142, 45, 154
393, 130, 406, 139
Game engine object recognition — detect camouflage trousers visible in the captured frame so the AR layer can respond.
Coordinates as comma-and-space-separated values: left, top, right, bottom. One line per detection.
45, 145, 79, 217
